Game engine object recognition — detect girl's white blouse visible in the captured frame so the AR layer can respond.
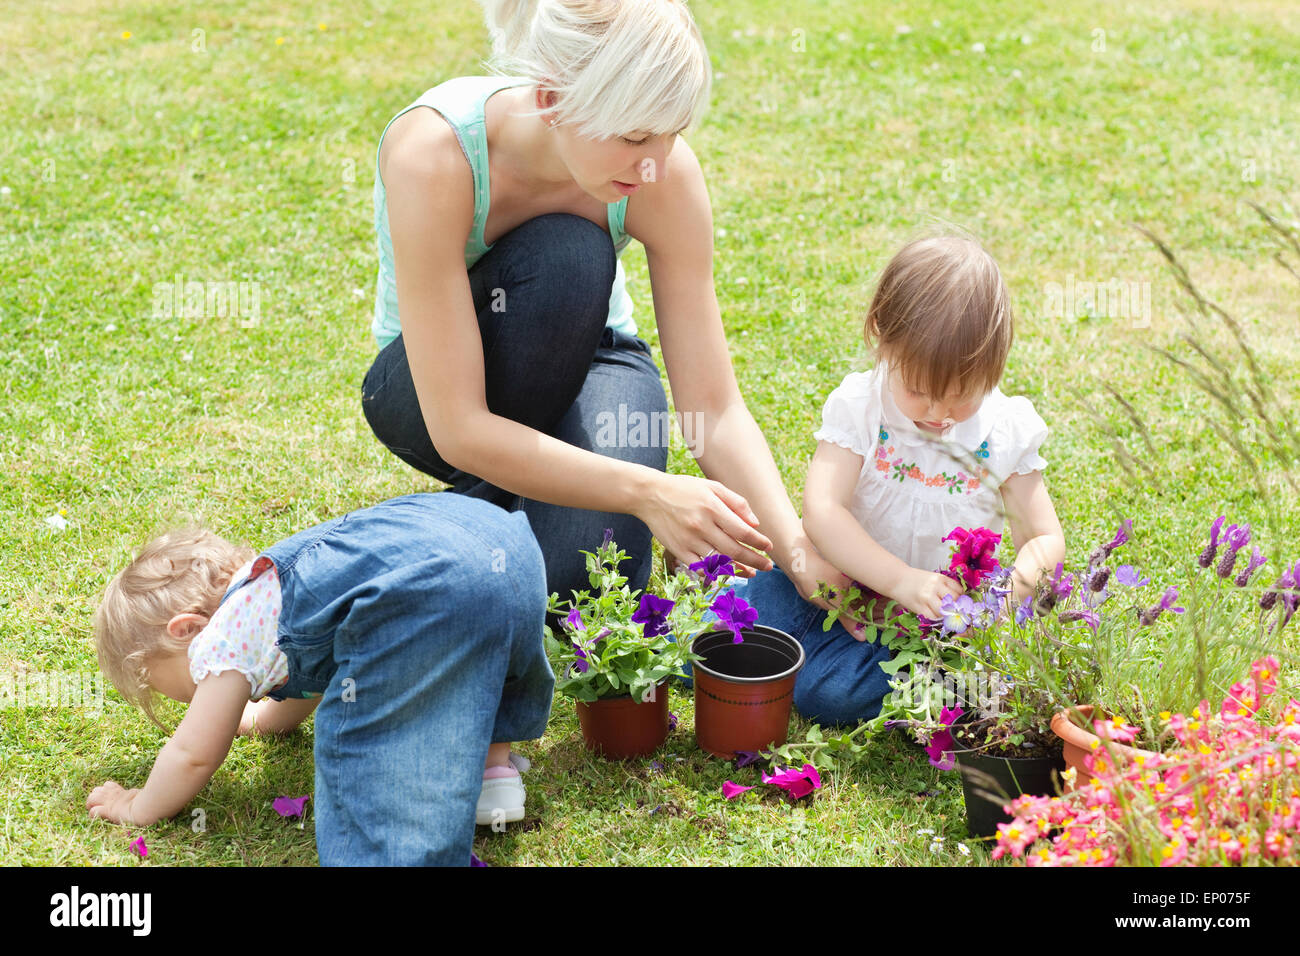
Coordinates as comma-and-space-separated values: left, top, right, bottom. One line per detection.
812, 361, 1049, 574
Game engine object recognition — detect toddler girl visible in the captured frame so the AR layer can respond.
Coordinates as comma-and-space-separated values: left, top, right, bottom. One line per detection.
729, 234, 1065, 727
86, 493, 554, 866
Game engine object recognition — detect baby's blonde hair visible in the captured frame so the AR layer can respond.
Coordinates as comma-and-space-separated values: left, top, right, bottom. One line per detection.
864, 232, 1014, 402
480, 0, 712, 139
94, 528, 254, 730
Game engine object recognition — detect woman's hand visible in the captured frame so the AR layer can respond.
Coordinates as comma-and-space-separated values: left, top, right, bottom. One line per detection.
636, 473, 774, 576
891, 568, 964, 621
87, 781, 141, 825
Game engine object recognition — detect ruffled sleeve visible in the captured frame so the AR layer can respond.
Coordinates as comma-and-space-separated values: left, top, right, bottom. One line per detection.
187, 563, 285, 700
812, 372, 878, 458
993, 394, 1049, 477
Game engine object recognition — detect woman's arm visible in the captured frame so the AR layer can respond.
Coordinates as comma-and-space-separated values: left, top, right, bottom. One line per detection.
802, 440, 963, 620
383, 113, 774, 570
628, 140, 846, 604
86, 670, 249, 826
999, 470, 1066, 601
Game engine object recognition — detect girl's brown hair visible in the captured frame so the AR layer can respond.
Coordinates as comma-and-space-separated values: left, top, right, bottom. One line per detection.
864, 233, 1013, 401
93, 528, 254, 730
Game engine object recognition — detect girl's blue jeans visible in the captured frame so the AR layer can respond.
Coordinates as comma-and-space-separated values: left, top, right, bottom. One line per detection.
248, 493, 554, 866
700, 566, 896, 727
361, 214, 669, 606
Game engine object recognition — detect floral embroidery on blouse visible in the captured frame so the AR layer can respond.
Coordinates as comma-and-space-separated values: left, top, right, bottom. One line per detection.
874, 428, 990, 496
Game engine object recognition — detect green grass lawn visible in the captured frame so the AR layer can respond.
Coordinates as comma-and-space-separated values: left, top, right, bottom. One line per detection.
2, 0, 1297, 865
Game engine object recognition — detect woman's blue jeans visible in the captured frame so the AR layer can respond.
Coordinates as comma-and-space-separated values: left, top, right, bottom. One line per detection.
248, 493, 554, 866
700, 566, 896, 727
361, 214, 670, 605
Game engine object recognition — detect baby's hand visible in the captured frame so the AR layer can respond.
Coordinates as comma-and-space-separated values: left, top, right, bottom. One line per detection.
87, 781, 141, 825
894, 569, 964, 621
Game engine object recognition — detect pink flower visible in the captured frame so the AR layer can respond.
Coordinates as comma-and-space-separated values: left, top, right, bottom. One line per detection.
721, 780, 755, 800
272, 795, 310, 818
761, 764, 822, 799
942, 527, 1002, 589
130, 836, 147, 859
1251, 656, 1280, 697
924, 706, 964, 770
1094, 715, 1140, 744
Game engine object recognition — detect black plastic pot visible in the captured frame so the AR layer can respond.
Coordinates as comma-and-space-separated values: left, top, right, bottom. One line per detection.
956, 748, 1065, 839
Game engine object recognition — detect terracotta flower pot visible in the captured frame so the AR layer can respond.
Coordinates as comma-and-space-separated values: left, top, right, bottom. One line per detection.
956, 748, 1065, 839
1050, 704, 1160, 790
575, 682, 670, 760
690, 625, 805, 758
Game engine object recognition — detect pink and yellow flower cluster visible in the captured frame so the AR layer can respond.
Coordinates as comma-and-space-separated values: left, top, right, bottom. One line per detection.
992, 656, 1300, 866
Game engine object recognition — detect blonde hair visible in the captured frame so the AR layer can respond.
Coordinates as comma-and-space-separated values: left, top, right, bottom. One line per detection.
864, 233, 1013, 401
94, 527, 254, 729
479, 0, 712, 139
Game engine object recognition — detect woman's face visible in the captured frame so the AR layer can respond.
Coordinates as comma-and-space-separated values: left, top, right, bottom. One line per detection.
888, 365, 986, 435
554, 126, 681, 203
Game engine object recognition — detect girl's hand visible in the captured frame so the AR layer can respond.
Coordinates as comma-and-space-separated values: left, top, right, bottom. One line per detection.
636, 473, 774, 577
893, 568, 964, 621
87, 781, 141, 825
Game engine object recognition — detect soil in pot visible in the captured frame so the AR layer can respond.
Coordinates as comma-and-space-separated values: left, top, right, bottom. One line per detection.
575, 682, 670, 760
952, 721, 1065, 839
1050, 704, 1160, 791
690, 624, 805, 758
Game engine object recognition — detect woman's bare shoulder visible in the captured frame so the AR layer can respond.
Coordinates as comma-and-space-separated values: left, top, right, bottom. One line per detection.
380, 107, 473, 194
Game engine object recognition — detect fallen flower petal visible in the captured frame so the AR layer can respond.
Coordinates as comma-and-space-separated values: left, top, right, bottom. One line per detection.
272, 795, 310, 818
722, 780, 756, 800
130, 836, 147, 859
470, 851, 488, 867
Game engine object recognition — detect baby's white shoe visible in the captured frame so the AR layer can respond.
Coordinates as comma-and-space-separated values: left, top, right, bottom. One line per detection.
476, 766, 525, 826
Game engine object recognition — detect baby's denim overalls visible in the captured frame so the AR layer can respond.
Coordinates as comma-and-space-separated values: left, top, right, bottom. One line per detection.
219, 493, 554, 866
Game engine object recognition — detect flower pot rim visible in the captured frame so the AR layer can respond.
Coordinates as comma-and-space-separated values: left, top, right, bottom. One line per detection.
1050, 703, 1160, 759
689, 624, 805, 684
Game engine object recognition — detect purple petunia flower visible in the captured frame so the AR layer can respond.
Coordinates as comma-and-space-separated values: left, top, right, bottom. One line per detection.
1234, 546, 1267, 588
689, 553, 736, 584
1139, 586, 1186, 626
470, 851, 488, 867
601, 527, 614, 548
734, 749, 766, 768
711, 589, 758, 644
564, 607, 585, 633
572, 643, 590, 673
668, 712, 678, 731
632, 593, 675, 639
1114, 565, 1150, 587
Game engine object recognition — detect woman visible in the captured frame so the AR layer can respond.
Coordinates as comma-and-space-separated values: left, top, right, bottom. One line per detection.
361, 0, 845, 610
